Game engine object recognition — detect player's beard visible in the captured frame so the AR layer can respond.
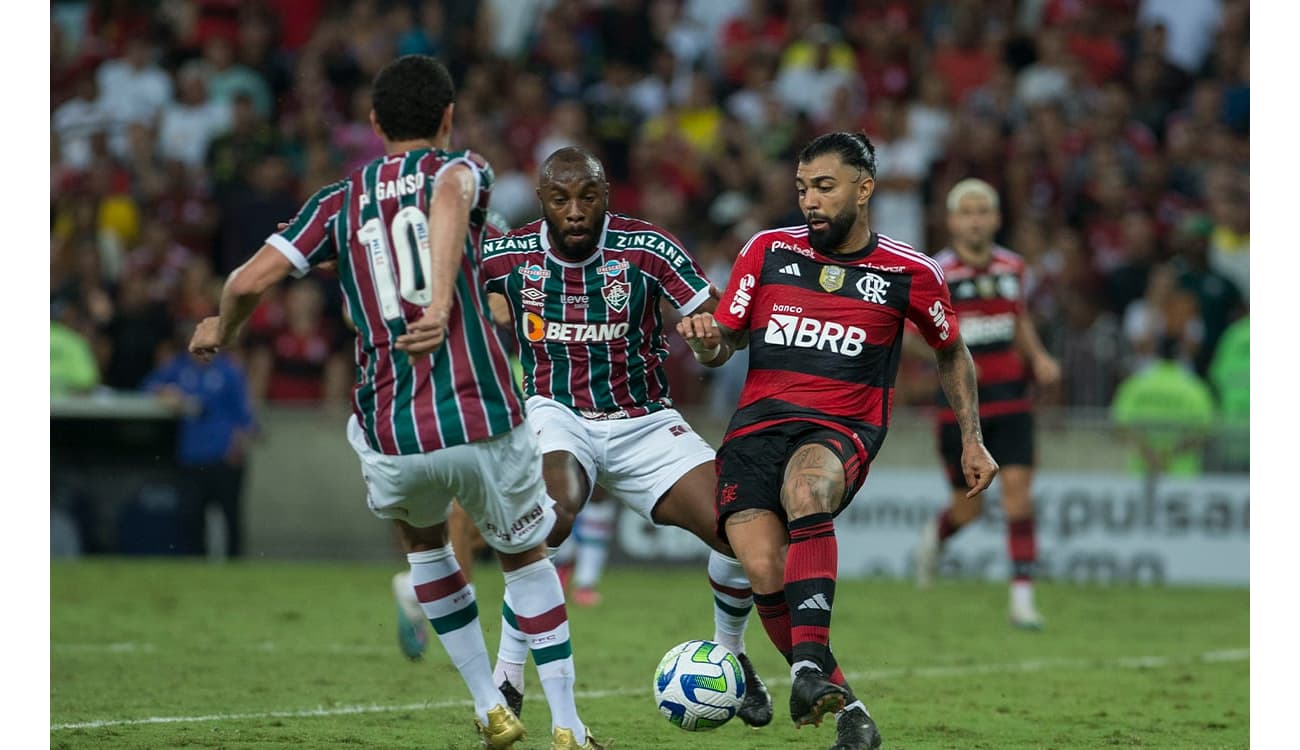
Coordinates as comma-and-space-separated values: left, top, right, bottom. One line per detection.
807, 204, 858, 254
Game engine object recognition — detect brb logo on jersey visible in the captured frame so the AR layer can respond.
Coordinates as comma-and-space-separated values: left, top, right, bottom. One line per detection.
765, 314, 867, 356
856, 272, 891, 304
728, 274, 756, 317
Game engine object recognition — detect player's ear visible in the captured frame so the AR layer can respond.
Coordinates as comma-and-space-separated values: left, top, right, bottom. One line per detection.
437, 102, 455, 143
858, 174, 875, 206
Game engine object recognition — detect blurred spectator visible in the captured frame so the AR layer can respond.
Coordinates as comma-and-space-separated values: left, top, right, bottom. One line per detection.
1206, 315, 1248, 471
1110, 334, 1217, 478
1121, 265, 1203, 375
206, 92, 281, 199
1205, 165, 1249, 303
103, 271, 174, 390
95, 36, 173, 158
53, 72, 110, 171
773, 23, 858, 123
930, 6, 997, 105
200, 32, 273, 118
1137, 0, 1223, 75
247, 281, 350, 405
866, 97, 929, 248
1169, 214, 1245, 375
142, 332, 256, 558
332, 87, 386, 174
51, 303, 101, 396
216, 155, 298, 275
157, 63, 232, 168
716, 0, 787, 90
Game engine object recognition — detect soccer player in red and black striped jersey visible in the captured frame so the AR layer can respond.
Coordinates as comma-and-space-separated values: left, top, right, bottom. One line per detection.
909, 179, 1060, 630
189, 55, 601, 750
678, 132, 998, 749
480, 147, 774, 730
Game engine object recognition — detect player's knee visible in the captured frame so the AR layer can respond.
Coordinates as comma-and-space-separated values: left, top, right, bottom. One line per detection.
781, 476, 842, 520
738, 552, 784, 592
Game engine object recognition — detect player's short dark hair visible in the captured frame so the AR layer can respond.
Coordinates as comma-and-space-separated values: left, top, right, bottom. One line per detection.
798, 131, 877, 179
371, 55, 455, 142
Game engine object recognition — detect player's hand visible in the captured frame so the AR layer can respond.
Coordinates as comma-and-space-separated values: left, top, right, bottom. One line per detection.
189, 316, 224, 361
708, 284, 722, 301
676, 312, 722, 351
960, 442, 999, 499
1032, 353, 1061, 386
394, 307, 449, 356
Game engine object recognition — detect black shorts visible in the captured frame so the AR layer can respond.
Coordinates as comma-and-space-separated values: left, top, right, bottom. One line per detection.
938, 411, 1035, 489
715, 420, 871, 542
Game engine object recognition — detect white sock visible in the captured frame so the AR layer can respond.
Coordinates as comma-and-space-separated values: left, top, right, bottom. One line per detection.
408, 546, 503, 724
494, 588, 528, 693
1011, 580, 1035, 611
573, 501, 615, 589
707, 551, 753, 656
503, 558, 585, 743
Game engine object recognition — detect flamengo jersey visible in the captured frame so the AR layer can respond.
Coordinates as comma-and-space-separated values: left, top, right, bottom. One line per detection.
933, 245, 1030, 422
268, 148, 524, 455
714, 225, 958, 458
482, 213, 712, 418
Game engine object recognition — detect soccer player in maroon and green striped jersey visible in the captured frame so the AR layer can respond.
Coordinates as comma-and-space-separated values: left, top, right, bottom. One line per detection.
479, 147, 775, 730
189, 55, 602, 750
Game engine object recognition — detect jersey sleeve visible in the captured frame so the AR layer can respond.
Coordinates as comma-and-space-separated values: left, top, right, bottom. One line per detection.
643, 228, 713, 314
435, 149, 495, 237
266, 180, 348, 278
712, 231, 769, 332
904, 259, 961, 349
480, 235, 515, 294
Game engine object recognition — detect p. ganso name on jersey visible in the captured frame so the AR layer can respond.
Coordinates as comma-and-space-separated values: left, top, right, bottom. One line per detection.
268, 148, 524, 456
713, 224, 959, 457
933, 245, 1031, 421
482, 212, 713, 419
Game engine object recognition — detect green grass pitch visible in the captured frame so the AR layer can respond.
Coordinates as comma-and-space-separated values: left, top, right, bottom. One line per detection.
51, 560, 1247, 749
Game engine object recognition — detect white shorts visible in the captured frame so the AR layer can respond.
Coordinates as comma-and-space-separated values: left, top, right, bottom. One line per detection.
525, 396, 716, 521
347, 415, 554, 554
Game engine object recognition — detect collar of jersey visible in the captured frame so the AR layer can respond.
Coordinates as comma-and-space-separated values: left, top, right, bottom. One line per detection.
540, 213, 612, 268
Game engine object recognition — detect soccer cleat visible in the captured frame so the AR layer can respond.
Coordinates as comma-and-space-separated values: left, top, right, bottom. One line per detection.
550, 726, 609, 749
475, 704, 526, 749
789, 667, 849, 727
1010, 601, 1045, 631
499, 678, 524, 719
735, 652, 773, 727
572, 586, 602, 607
831, 705, 883, 749
913, 516, 941, 589
391, 572, 428, 661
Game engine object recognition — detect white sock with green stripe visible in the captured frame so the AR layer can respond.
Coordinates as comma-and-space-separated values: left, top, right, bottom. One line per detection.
409, 545, 502, 724
493, 591, 528, 692
707, 550, 754, 656
503, 558, 585, 743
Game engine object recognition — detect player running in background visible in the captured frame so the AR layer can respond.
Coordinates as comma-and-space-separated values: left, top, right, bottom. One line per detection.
480, 146, 773, 728
189, 55, 602, 750
909, 179, 1060, 630
678, 132, 998, 750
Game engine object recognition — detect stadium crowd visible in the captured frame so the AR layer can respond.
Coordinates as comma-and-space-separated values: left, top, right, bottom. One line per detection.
50, 0, 1248, 420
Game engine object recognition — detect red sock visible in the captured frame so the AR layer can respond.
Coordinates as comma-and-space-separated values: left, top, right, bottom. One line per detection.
937, 507, 962, 542
786, 513, 838, 672
752, 591, 793, 664
1008, 517, 1037, 581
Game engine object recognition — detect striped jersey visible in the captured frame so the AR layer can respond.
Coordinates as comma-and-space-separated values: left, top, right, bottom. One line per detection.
714, 225, 958, 459
933, 245, 1030, 422
267, 148, 524, 455
481, 213, 712, 419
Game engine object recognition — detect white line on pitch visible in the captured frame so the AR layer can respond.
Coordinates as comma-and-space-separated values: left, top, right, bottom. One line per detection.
50, 648, 1247, 731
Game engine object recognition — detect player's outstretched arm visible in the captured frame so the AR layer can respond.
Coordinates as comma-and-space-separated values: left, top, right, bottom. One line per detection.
934, 336, 999, 497
396, 163, 476, 357
190, 246, 295, 361
676, 312, 743, 367
1014, 314, 1061, 386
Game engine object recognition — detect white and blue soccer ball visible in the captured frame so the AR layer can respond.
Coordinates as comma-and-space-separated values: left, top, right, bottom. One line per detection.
652, 639, 746, 731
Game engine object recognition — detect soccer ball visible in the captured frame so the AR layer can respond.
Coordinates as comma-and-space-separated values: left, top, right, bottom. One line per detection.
652, 639, 746, 731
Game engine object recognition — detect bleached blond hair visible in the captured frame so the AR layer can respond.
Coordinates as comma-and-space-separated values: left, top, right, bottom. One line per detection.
946, 178, 1000, 213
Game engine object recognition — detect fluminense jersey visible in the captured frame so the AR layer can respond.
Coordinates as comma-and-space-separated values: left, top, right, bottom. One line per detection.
481, 213, 712, 419
268, 148, 524, 455
933, 246, 1030, 422
714, 225, 958, 458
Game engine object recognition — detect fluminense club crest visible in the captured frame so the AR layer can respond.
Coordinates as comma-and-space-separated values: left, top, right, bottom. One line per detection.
603, 280, 631, 312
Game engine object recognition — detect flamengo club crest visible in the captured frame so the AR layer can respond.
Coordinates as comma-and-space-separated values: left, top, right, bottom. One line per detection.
603, 280, 630, 312
819, 265, 846, 292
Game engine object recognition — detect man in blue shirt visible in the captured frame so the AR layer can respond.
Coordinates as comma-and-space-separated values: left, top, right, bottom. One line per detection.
142, 345, 255, 557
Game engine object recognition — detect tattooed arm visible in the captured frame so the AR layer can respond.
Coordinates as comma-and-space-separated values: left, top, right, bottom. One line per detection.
934, 336, 999, 497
